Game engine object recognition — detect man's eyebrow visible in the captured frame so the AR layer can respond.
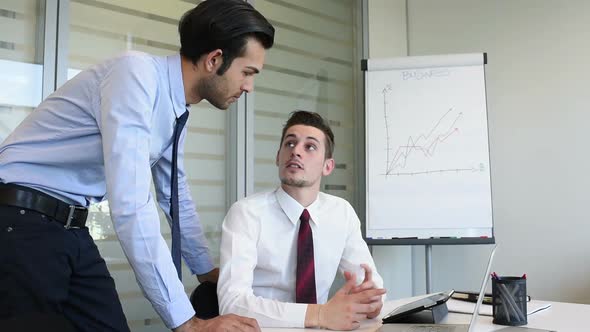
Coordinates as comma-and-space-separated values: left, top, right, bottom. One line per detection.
245, 66, 260, 74
305, 136, 320, 144
284, 134, 320, 144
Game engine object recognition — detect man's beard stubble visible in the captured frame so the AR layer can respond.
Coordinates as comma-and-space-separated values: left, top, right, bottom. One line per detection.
197, 74, 229, 110
279, 176, 308, 188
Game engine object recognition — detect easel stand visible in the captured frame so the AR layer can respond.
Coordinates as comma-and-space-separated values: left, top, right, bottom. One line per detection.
425, 244, 432, 294
367, 238, 494, 296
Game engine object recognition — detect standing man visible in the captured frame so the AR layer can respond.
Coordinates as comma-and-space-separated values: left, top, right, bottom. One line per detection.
217, 111, 386, 330
0, 1, 274, 331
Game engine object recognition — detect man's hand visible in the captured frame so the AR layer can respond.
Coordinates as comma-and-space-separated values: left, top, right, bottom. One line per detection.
197, 268, 219, 283
344, 264, 384, 319
319, 273, 386, 330
173, 315, 260, 332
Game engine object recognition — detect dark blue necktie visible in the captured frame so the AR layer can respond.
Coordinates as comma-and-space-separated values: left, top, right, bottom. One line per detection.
171, 110, 189, 280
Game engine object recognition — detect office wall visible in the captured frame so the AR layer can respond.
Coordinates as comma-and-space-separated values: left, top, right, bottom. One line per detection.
368, 0, 590, 304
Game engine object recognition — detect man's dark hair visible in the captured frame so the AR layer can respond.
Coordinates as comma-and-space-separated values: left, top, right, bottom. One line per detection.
179, 0, 275, 75
280, 110, 335, 159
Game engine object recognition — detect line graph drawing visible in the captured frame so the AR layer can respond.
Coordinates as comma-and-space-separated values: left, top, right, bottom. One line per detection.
386, 107, 463, 174
381, 86, 481, 176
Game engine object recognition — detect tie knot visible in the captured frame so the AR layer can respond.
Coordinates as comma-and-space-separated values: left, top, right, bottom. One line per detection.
300, 209, 310, 223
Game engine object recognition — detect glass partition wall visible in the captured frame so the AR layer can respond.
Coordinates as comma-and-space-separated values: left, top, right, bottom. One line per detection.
0, 0, 46, 141
0, 0, 362, 330
251, 0, 360, 205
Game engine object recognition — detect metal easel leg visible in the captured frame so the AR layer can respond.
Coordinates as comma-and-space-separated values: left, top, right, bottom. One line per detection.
425, 244, 432, 294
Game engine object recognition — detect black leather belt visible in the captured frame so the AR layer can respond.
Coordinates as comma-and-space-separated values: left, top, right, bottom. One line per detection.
0, 183, 88, 229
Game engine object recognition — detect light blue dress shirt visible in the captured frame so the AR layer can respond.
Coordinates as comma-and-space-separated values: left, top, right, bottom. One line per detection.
0, 51, 213, 328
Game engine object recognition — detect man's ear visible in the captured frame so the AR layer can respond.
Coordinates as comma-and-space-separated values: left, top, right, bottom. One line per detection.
275, 150, 280, 167
204, 49, 223, 72
322, 158, 335, 176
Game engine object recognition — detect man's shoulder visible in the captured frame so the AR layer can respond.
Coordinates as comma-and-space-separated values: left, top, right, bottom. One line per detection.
224, 190, 277, 229
107, 51, 161, 69
86, 51, 161, 78
111, 50, 156, 61
318, 191, 352, 208
231, 190, 277, 212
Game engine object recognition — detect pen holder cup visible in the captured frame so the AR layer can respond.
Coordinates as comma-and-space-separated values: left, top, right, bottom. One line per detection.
492, 277, 527, 326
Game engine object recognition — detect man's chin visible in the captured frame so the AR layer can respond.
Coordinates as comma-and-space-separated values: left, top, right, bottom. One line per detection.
218, 102, 231, 110
221, 97, 241, 110
280, 177, 308, 188
220, 100, 236, 110
206, 98, 230, 110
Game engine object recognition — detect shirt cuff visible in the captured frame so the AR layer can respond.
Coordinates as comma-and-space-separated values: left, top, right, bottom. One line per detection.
156, 294, 195, 329
185, 251, 215, 275
284, 302, 308, 328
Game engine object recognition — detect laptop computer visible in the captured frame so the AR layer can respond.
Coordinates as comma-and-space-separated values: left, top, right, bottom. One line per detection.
382, 289, 455, 324
377, 245, 497, 332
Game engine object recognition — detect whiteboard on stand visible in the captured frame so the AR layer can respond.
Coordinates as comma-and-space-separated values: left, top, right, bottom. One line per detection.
363, 53, 494, 245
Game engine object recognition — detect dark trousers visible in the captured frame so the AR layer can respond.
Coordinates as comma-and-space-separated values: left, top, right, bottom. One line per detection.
0, 205, 130, 332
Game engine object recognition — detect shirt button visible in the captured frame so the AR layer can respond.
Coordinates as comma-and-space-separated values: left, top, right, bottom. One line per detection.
19, 209, 25, 215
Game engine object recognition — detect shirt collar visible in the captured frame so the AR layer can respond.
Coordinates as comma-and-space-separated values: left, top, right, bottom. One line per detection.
167, 54, 189, 118
275, 186, 321, 226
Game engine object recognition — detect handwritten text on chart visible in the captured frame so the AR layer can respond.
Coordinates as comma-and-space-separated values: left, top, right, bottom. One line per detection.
402, 69, 450, 80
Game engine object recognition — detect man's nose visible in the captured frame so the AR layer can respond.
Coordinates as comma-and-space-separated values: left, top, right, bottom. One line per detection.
291, 144, 303, 157
241, 78, 254, 93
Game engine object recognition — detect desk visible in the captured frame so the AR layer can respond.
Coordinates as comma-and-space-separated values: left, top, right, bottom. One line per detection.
261, 298, 589, 332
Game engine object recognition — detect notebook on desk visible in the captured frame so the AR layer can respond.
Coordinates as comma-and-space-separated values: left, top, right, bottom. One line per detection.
377, 245, 497, 332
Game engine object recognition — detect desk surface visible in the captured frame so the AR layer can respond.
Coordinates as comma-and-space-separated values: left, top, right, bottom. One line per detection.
261, 298, 590, 332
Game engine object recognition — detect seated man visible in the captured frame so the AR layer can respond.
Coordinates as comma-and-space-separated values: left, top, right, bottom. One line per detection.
217, 110, 386, 330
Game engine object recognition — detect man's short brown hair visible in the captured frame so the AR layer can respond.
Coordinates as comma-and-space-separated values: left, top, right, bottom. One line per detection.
280, 110, 335, 159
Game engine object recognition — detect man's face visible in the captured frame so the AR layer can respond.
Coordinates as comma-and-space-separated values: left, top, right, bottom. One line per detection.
199, 38, 266, 110
276, 124, 334, 189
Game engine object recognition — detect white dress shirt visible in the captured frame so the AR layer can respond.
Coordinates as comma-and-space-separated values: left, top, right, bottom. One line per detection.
218, 187, 384, 328
0, 52, 213, 328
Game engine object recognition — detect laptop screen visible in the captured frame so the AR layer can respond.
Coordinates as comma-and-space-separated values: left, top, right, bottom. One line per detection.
467, 244, 497, 331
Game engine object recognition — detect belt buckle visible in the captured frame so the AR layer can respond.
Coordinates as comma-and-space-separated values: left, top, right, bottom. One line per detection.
65, 205, 85, 229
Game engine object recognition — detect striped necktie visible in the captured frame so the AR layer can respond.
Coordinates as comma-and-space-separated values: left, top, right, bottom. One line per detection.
170, 110, 189, 280
296, 209, 317, 304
